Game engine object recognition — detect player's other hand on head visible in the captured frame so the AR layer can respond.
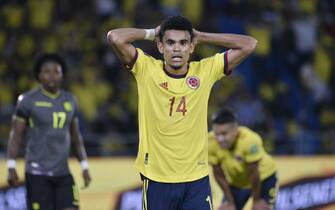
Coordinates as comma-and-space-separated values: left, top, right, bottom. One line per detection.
7, 168, 19, 186
252, 199, 270, 210
154, 26, 161, 42
192, 28, 200, 45
81, 169, 92, 189
219, 201, 236, 210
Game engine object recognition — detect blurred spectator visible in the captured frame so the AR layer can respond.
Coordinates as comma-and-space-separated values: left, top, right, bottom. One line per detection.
300, 62, 330, 104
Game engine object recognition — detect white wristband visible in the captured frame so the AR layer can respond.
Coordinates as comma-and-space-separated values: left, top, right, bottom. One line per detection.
80, 160, 89, 170
144, 29, 155, 41
7, 159, 16, 169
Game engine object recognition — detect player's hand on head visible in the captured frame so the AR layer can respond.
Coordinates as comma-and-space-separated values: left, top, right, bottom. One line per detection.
192, 28, 200, 45
252, 199, 270, 210
219, 201, 236, 210
154, 26, 160, 42
7, 168, 19, 186
81, 169, 92, 189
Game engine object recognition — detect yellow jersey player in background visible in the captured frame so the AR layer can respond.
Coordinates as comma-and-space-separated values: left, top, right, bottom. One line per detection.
107, 15, 257, 210
209, 108, 277, 210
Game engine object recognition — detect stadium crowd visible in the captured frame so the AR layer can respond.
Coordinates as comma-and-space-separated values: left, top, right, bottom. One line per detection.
0, 0, 334, 156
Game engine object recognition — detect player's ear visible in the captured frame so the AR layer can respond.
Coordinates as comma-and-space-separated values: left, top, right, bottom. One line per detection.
157, 41, 164, 54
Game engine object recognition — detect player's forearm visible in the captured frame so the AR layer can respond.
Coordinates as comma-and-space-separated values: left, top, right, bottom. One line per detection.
107, 28, 151, 65
213, 166, 235, 203
72, 134, 90, 172
78, 145, 88, 161
7, 134, 21, 159
217, 177, 234, 203
7, 119, 25, 159
70, 120, 88, 161
196, 31, 257, 53
250, 169, 262, 201
71, 130, 88, 161
107, 28, 147, 45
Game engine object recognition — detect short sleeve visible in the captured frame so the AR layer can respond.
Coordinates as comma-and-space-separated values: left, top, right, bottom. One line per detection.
244, 135, 263, 163
130, 48, 146, 78
209, 151, 220, 165
14, 94, 31, 121
200, 52, 228, 84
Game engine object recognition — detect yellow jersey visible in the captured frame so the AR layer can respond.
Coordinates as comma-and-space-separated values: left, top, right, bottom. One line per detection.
131, 48, 227, 183
208, 126, 276, 188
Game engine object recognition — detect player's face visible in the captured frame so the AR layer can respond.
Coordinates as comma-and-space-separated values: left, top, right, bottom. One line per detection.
39, 61, 63, 93
157, 29, 194, 71
213, 122, 238, 149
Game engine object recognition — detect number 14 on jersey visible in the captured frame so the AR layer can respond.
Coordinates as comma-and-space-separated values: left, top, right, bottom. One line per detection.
169, 96, 187, 116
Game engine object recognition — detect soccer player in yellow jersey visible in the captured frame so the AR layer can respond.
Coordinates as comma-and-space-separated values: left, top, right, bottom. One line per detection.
209, 108, 277, 210
107, 16, 257, 210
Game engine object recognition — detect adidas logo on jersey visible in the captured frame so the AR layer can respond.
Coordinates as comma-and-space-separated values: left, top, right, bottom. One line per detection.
159, 82, 168, 90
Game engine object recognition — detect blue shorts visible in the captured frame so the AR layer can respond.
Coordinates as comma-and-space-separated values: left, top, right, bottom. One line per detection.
223, 173, 278, 210
142, 175, 213, 210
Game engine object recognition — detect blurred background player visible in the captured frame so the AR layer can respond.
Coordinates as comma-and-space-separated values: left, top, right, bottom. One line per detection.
6, 53, 92, 210
107, 15, 257, 210
209, 108, 277, 210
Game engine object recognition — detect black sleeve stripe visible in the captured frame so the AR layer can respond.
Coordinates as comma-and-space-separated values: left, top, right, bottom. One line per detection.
223, 52, 231, 76
124, 49, 138, 70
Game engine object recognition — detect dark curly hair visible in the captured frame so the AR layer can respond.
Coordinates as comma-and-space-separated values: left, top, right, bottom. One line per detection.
33, 53, 67, 81
159, 15, 194, 41
212, 107, 237, 124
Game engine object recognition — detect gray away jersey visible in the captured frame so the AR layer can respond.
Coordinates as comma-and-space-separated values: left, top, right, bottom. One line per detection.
15, 88, 78, 176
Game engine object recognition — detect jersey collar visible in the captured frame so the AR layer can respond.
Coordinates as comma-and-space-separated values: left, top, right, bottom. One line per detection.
40, 87, 60, 99
163, 64, 189, 79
